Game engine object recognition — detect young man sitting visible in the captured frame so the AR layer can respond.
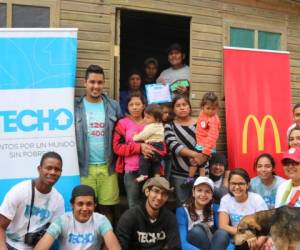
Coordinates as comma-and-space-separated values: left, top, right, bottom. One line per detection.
116, 176, 181, 250
34, 185, 121, 250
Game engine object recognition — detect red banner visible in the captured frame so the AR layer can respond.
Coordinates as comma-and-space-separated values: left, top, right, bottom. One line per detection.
224, 48, 292, 177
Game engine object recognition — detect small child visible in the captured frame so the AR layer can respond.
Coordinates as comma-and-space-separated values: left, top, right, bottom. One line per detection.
287, 102, 300, 138
133, 104, 166, 182
161, 103, 173, 180
161, 103, 173, 125
183, 92, 221, 186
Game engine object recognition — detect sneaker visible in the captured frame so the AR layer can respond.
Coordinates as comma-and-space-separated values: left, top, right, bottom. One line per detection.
181, 177, 195, 188
136, 175, 148, 183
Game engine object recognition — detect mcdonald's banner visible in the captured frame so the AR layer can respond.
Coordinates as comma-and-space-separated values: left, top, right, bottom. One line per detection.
224, 47, 292, 177
0, 28, 80, 210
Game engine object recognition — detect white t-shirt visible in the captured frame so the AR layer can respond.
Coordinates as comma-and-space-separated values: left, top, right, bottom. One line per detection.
218, 192, 268, 227
157, 65, 190, 85
275, 179, 300, 208
0, 180, 64, 249
250, 175, 285, 209
47, 212, 112, 250
183, 207, 213, 231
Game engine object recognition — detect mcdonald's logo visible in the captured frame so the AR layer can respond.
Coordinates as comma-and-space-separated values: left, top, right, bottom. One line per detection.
242, 114, 281, 153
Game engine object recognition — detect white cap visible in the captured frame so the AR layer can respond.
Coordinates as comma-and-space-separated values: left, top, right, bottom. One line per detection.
193, 176, 214, 191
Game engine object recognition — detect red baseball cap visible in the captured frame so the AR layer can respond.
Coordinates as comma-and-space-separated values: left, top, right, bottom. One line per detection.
282, 147, 300, 163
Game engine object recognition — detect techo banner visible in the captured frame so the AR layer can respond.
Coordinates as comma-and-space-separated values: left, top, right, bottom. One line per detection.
0, 28, 80, 209
224, 47, 292, 177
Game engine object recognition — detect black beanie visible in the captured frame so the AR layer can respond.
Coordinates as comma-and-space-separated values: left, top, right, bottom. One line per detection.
70, 185, 96, 203
209, 153, 228, 169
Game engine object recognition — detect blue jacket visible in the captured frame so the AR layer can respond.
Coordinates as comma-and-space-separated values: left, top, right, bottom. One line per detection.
74, 94, 122, 176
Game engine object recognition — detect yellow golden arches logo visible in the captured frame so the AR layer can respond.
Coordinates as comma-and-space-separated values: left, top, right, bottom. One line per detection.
242, 114, 281, 154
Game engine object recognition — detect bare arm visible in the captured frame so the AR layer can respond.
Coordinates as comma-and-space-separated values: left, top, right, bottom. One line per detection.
102, 230, 121, 250
0, 214, 10, 250
218, 211, 237, 236
33, 233, 55, 250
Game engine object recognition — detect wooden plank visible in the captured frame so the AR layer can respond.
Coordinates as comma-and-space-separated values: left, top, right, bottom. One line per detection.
192, 23, 222, 34
192, 32, 222, 43
191, 49, 222, 60
191, 65, 222, 76
112, 0, 221, 18
61, 11, 111, 23
78, 50, 110, 60
61, 20, 110, 32
78, 40, 110, 51
78, 31, 110, 42
191, 40, 221, 51
61, 1, 111, 14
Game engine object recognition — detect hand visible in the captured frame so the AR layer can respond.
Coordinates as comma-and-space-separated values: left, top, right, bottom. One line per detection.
247, 237, 258, 249
193, 153, 208, 166
157, 78, 167, 85
176, 86, 187, 94
262, 237, 273, 250
141, 143, 154, 159
189, 158, 198, 167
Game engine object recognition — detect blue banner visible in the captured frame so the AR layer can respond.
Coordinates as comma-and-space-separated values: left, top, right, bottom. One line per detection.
0, 29, 80, 211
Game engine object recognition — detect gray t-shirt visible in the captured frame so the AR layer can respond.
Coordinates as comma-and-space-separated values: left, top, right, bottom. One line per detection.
157, 65, 190, 85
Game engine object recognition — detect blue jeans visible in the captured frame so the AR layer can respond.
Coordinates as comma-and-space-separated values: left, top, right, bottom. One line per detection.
124, 172, 142, 208
188, 227, 230, 250
171, 175, 191, 206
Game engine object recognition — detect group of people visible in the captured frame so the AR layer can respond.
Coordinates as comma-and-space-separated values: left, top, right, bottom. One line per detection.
0, 41, 300, 250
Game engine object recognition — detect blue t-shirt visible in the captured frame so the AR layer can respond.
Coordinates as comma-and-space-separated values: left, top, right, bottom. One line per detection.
250, 175, 285, 209
84, 98, 106, 164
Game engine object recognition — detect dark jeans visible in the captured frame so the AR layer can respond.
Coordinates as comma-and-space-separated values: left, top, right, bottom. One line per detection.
139, 142, 163, 176
124, 172, 142, 208
188, 227, 230, 250
170, 175, 192, 206
6, 244, 18, 250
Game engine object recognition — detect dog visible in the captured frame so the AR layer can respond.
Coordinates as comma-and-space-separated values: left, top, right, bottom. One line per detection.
234, 206, 300, 250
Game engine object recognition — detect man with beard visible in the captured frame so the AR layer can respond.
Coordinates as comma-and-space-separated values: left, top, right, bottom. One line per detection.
116, 176, 181, 250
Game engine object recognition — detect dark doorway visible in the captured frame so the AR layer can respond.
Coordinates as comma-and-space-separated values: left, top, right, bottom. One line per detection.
119, 9, 190, 91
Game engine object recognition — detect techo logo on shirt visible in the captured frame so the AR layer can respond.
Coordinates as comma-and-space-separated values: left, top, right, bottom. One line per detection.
0, 108, 73, 132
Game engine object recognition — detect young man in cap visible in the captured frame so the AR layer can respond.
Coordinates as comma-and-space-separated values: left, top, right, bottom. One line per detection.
34, 185, 121, 250
143, 57, 159, 84
74, 64, 122, 223
275, 147, 300, 208
116, 176, 181, 250
0, 152, 65, 250
157, 43, 189, 95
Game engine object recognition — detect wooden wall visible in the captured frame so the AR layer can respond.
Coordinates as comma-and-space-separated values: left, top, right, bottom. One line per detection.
59, 0, 300, 152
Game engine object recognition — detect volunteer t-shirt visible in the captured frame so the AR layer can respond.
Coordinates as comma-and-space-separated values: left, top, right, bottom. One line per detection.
0, 180, 64, 249
250, 175, 285, 209
47, 212, 112, 250
219, 192, 268, 227
84, 98, 106, 164
275, 179, 300, 208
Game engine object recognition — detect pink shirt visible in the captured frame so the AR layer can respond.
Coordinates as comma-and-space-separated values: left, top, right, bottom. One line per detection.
120, 117, 145, 172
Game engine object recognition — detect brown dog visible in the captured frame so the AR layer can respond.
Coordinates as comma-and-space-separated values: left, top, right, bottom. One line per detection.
234, 206, 300, 250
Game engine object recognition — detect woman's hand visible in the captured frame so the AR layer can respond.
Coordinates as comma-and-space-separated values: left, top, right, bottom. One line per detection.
141, 143, 154, 159
193, 153, 208, 166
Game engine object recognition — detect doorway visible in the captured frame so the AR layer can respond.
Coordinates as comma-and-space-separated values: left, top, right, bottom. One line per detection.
119, 9, 191, 92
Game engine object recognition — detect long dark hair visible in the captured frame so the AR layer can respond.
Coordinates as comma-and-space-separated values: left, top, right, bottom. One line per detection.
254, 153, 276, 176
185, 189, 213, 222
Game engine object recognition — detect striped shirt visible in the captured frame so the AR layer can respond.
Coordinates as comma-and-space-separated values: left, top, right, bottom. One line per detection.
164, 121, 196, 177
